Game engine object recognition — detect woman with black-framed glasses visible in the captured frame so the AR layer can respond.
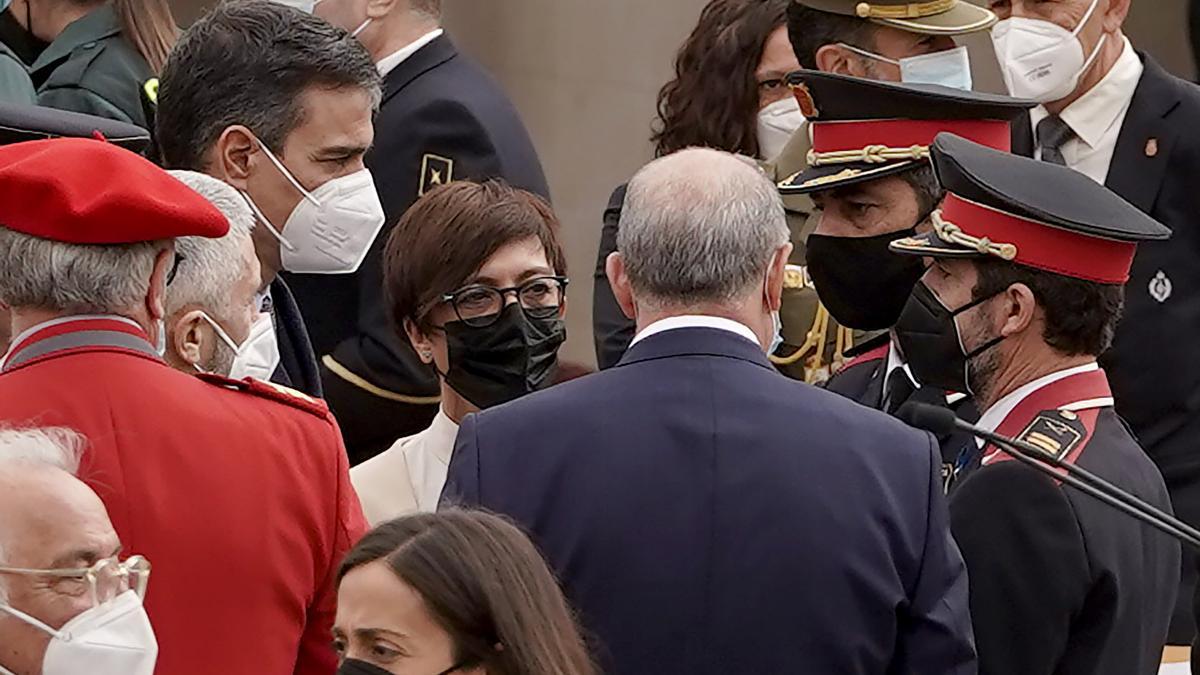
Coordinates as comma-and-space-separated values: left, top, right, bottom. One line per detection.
350, 179, 569, 526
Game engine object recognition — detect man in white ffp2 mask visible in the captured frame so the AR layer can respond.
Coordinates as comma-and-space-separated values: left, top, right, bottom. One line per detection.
0, 427, 157, 675
989, 0, 1200, 652
164, 172, 281, 382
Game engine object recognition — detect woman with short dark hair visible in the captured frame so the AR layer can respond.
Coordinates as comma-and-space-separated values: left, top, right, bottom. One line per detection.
333, 509, 596, 675
351, 180, 569, 524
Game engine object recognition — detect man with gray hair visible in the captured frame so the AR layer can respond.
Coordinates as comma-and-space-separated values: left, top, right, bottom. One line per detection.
442, 147, 975, 675
163, 171, 276, 380
0, 427, 158, 675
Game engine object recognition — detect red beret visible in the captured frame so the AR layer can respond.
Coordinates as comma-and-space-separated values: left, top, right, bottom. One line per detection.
0, 138, 229, 244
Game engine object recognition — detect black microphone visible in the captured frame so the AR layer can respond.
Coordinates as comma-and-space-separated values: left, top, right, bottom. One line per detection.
899, 402, 1200, 551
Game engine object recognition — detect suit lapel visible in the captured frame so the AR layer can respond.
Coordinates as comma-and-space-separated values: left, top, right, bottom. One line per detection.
382, 34, 458, 105
1105, 55, 1182, 214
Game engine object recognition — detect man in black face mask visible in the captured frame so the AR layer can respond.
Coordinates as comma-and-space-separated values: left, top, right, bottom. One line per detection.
891, 133, 1177, 675
777, 71, 1033, 454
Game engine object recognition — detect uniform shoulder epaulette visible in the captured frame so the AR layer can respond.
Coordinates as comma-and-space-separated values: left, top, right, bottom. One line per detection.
991, 408, 1090, 469
196, 373, 331, 419
833, 333, 891, 375
44, 41, 106, 88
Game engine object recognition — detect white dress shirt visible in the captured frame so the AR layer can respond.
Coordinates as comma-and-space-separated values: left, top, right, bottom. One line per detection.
375, 28, 444, 78
975, 361, 1110, 451
1029, 37, 1143, 184
629, 315, 761, 348
350, 407, 459, 525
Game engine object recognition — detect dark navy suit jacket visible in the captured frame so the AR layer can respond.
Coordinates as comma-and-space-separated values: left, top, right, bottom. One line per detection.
443, 326, 976, 674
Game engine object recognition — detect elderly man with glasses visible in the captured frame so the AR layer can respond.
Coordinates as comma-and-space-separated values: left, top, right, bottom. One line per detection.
0, 427, 156, 675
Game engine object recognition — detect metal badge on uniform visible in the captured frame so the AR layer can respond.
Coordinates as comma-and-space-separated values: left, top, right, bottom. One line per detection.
1150, 270, 1172, 303
1145, 138, 1159, 158
419, 154, 454, 196
1016, 410, 1086, 459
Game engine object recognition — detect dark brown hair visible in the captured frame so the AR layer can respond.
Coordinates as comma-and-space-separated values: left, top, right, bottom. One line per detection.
651, 0, 789, 158
337, 510, 597, 675
972, 259, 1125, 357
383, 179, 567, 333
786, 2, 875, 70
112, 0, 179, 73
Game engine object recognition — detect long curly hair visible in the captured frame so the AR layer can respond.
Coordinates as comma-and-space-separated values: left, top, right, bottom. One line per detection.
651, 0, 790, 158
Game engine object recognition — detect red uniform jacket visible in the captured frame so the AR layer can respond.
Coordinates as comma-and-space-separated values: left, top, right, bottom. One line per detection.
0, 316, 366, 675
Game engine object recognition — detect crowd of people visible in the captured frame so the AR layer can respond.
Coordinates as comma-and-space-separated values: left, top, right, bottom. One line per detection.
0, 0, 1198, 673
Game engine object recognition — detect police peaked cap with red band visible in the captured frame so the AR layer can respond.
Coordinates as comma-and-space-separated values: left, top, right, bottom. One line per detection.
890, 133, 1170, 284
0, 138, 229, 244
777, 69, 1035, 195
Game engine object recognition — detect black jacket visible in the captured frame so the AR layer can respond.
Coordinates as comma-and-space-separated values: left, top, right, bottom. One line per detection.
951, 408, 1178, 675
1014, 54, 1200, 641
268, 277, 322, 398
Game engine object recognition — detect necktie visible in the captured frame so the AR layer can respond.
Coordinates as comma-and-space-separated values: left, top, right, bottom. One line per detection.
884, 367, 916, 415
1036, 115, 1075, 166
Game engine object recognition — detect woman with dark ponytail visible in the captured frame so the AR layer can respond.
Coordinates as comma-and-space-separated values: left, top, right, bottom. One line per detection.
13, 0, 178, 126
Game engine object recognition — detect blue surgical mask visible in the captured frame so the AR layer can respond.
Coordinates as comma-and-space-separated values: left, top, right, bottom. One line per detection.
838, 43, 974, 91
0, 0, 11, 14
769, 311, 784, 355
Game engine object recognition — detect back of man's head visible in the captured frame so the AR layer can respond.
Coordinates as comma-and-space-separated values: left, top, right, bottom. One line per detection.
156, 0, 381, 170
165, 171, 257, 321
618, 148, 789, 312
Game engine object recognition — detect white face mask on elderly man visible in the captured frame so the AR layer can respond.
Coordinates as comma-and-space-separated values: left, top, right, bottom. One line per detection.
240, 140, 386, 275
0, 591, 158, 675
194, 311, 282, 381
991, 0, 1106, 103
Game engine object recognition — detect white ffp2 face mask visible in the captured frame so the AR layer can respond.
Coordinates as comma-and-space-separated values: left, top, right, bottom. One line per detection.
838, 43, 973, 91
991, 0, 1106, 103
0, 591, 158, 675
756, 96, 806, 161
198, 311, 281, 381
242, 140, 386, 275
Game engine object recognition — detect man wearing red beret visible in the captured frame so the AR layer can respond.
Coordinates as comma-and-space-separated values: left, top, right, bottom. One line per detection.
0, 139, 366, 675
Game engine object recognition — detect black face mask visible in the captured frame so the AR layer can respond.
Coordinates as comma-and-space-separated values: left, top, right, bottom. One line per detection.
893, 281, 1004, 394
0, 7, 47, 67
339, 658, 465, 675
441, 302, 567, 410
806, 228, 927, 330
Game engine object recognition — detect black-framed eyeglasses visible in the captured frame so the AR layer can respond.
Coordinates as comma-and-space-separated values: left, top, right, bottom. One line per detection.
441, 276, 568, 328
166, 251, 186, 286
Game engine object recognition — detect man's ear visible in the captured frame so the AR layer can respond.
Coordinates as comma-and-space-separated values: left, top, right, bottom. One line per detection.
146, 247, 173, 325
404, 317, 436, 364
366, 0, 399, 18
214, 125, 257, 190
999, 282, 1038, 338
765, 243, 793, 312
814, 43, 866, 77
605, 252, 637, 320
1102, 0, 1131, 33
171, 310, 207, 368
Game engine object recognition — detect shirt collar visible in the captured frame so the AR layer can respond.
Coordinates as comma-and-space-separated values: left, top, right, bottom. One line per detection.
1, 314, 142, 368
376, 28, 445, 78
1029, 36, 1142, 150
976, 361, 1100, 437
629, 315, 761, 348
428, 407, 460, 466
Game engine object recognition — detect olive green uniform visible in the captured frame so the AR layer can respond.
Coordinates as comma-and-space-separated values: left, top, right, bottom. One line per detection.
30, 5, 152, 127
0, 41, 34, 105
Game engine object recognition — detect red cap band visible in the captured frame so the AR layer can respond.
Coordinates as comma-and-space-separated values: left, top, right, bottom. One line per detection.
811, 119, 1012, 155
942, 193, 1136, 284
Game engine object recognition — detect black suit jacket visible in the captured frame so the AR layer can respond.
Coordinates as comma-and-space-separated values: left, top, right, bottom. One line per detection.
268, 277, 322, 398
1016, 54, 1200, 642
286, 34, 548, 456
444, 326, 975, 675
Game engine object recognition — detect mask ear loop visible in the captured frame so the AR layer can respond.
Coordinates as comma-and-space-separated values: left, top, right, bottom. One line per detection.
254, 140, 321, 207
0, 603, 63, 641
238, 190, 298, 252
836, 42, 899, 66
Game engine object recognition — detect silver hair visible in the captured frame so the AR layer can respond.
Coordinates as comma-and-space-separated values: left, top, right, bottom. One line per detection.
0, 230, 166, 314
164, 171, 256, 322
0, 427, 84, 603
617, 148, 790, 309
